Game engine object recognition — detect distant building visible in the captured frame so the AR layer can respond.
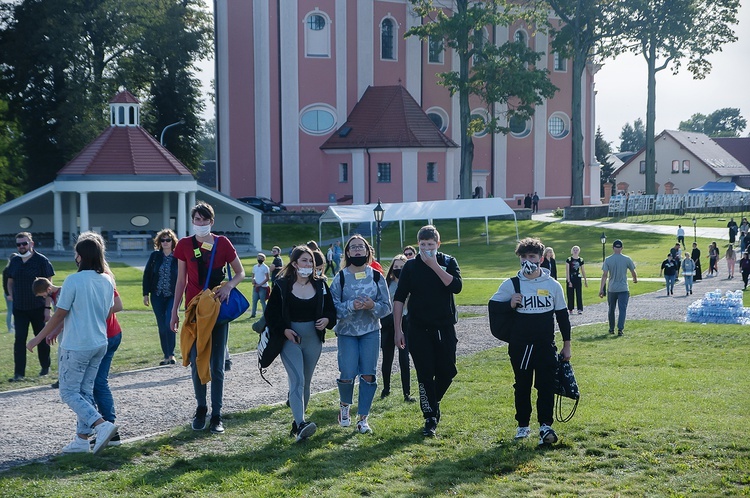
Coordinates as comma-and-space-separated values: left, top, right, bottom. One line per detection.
214, 0, 600, 210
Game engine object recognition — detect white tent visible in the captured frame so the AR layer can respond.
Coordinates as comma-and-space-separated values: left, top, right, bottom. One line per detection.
318, 198, 519, 247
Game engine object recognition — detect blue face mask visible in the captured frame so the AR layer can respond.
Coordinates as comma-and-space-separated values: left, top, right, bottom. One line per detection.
520, 259, 539, 275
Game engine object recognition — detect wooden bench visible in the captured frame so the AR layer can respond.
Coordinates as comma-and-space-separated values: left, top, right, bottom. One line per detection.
112, 234, 152, 256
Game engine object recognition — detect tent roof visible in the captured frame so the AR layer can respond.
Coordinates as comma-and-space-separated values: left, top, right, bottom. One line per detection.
688, 181, 750, 193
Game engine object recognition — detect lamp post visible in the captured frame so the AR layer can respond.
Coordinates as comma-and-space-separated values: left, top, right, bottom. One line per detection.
692, 216, 697, 243
373, 199, 385, 264
600, 232, 607, 263
160, 119, 185, 147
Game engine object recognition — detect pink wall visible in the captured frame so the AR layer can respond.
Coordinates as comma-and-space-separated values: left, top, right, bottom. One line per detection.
419, 151, 448, 200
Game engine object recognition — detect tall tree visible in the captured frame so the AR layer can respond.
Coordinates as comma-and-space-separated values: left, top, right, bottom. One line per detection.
595, 126, 614, 197
0, 0, 211, 191
0, 99, 25, 203
679, 108, 747, 137
545, 0, 621, 205
612, 0, 739, 195
619, 118, 646, 152
407, 0, 557, 200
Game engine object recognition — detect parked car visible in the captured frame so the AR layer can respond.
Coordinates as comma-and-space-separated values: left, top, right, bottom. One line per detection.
237, 196, 287, 213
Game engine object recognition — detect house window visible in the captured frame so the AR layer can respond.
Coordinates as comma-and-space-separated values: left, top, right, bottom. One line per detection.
639, 161, 646, 174
672, 160, 680, 173
428, 35, 443, 63
339, 163, 348, 183
682, 160, 690, 173
548, 113, 570, 139
377, 163, 391, 183
305, 11, 331, 57
472, 28, 488, 65
381, 18, 395, 60
553, 52, 567, 71
427, 162, 438, 183
514, 29, 527, 46
299, 104, 337, 135
510, 115, 531, 138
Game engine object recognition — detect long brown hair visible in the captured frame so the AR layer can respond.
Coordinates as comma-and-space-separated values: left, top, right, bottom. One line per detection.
385, 254, 407, 284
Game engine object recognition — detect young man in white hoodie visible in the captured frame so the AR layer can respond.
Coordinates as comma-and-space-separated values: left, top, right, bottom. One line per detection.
489, 238, 571, 445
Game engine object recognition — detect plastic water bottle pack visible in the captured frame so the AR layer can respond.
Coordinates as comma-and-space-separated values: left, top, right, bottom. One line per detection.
686, 289, 750, 325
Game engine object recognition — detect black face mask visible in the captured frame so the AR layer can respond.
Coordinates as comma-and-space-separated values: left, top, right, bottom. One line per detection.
392, 269, 402, 278
349, 255, 368, 267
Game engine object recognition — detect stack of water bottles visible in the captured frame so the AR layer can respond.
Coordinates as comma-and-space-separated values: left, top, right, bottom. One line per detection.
686, 289, 750, 324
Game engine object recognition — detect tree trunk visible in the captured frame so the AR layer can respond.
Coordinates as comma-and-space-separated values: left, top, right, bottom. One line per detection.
570, 46, 586, 205
645, 38, 657, 195
457, 0, 473, 201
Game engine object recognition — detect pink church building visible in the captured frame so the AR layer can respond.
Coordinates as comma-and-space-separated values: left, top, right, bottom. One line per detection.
214, 1, 600, 210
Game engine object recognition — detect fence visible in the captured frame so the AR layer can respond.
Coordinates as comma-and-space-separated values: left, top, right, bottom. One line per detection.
608, 193, 749, 221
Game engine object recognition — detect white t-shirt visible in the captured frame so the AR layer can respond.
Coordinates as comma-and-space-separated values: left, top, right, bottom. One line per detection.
252, 263, 270, 287
57, 271, 114, 351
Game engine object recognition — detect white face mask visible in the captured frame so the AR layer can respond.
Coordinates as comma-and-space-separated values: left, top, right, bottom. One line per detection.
297, 267, 313, 277
19, 251, 33, 259
193, 224, 211, 237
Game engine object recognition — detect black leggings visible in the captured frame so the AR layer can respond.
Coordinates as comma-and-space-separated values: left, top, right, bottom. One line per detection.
380, 318, 411, 396
566, 278, 583, 311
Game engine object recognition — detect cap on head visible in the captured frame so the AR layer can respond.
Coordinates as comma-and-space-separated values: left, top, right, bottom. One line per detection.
612, 239, 623, 248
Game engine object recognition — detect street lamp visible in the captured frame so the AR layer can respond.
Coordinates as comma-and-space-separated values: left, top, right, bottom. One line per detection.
692, 216, 697, 243
373, 199, 385, 263
160, 119, 185, 147
600, 232, 607, 263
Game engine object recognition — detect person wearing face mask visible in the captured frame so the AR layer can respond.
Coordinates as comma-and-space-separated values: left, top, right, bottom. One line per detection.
250, 253, 270, 318
330, 235, 392, 434
393, 225, 462, 437
7, 231, 55, 382
489, 237, 571, 446
379, 254, 414, 402
312, 249, 328, 281
264, 245, 337, 442
170, 202, 246, 435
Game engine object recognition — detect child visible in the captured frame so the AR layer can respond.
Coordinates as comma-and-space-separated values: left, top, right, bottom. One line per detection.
489, 237, 571, 445
33, 277, 61, 307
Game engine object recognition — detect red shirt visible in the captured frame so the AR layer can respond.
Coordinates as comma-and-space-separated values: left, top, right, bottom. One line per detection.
106, 288, 122, 338
174, 235, 238, 304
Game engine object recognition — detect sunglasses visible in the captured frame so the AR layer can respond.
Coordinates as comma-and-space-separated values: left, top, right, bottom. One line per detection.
404, 252, 414, 257
160, 239, 172, 243
16, 242, 29, 247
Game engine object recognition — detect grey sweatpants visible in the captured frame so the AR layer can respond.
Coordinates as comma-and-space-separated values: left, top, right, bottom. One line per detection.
280, 321, 323, 424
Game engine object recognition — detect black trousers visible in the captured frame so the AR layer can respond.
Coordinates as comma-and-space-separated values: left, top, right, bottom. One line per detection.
508, 342, 557, 427
407, 320, 457, 419
566, 278, 583, 311
380, 317, 411, 396
13, 307, 49, 377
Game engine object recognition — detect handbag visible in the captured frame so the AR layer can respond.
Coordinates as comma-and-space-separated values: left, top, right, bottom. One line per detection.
257, 325, 285, 385
553, 353, 580, 422
488, 277, 521, 342
203, 239, 250, 325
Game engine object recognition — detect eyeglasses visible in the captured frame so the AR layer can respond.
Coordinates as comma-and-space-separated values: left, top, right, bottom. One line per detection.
349, 245, 366, 251
404, 252, 414, 257
16, 242, 28, 247
160, 239, 172, 243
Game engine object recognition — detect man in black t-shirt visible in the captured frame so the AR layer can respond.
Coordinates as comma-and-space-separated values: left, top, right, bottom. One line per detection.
269, 246, 283, 287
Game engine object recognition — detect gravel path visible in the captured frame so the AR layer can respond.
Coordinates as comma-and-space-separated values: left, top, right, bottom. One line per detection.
0, 268, 740, 471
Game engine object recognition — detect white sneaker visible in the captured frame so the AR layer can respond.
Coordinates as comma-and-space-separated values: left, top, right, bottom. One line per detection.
62, 436, 91, 454
356, 417, 372, 434
92, 421, 118, 455
514, 426, 531, 440
539, 424, 558, 445
338, 403, 351, 427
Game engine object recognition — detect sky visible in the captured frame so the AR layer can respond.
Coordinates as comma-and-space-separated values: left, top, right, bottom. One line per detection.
196, 1, 749, 148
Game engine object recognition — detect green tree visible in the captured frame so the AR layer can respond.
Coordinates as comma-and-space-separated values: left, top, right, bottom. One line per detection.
595, 126, 614, 197
407, 0, 557, 200
545, 0, 622, 205
679, 108, 747, 137
619, 118, 646, 152
0, 99, 25, 203
612, 0, 739, 195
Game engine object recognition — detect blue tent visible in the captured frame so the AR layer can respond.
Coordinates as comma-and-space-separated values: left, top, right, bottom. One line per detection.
688, 181, 750, 193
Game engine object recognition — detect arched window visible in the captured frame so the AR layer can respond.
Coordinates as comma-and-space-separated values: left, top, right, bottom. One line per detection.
381, 18, 397, 60
304, 11, 331, 58
118, 106, 125, 125
129, 106, 136, 125
514, 29, 528, 46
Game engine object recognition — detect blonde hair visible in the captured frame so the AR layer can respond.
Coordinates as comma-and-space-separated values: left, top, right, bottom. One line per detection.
544, 247, 556, 259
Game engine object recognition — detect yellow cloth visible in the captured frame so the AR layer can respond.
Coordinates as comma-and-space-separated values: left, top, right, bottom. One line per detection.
180, 288, 220, 385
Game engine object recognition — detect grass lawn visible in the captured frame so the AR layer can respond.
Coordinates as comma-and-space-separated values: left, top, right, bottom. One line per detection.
1, 320, 748, 496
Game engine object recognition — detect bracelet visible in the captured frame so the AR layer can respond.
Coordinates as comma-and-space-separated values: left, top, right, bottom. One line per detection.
45, 306, 52, 309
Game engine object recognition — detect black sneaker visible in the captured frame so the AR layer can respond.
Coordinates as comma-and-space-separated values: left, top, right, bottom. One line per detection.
209, 415, 224, 434
39, 367, 49, 376
289, 421, 298, 437
422, 417, 438, 437
404, 394, 416, 403
224, 359, 232, 371
8, 375, 24, 382
617, 330, 624, 337
295, 421, 317, 442
192, 406, 208, 431
539, 424, 558, 445
51, 381, 59, 389
380, 389, 391, 399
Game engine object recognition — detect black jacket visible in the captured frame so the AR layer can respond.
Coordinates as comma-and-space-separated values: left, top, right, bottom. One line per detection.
142, 250, 179, 296
264, 276, 337, 342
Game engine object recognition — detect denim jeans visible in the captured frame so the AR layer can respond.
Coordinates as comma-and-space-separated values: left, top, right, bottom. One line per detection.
251, 286, 268, 316
59, 345, 107, 435
607, 291, 630, 332
684, 275, 694, 293
5, 295, 12, 332
665, 274, 676, 294
94, 333, 122, 423
189, 320, 229, 417
150, 294, 175, 358
337, 330, 379, 417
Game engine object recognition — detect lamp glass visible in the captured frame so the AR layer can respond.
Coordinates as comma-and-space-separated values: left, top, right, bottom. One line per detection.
373, 201, 385, 222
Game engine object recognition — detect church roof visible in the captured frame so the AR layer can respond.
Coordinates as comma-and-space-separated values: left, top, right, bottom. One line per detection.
109, 90, 140, 104
56, 125, 193, 177
320, 85, 457, 150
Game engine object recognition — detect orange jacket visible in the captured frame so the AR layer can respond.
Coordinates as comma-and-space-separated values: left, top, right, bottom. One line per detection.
180, 288, 220, 384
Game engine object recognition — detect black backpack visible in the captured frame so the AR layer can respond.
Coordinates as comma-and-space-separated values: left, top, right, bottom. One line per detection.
338, 268, 380, 301
488, 276, 520, 343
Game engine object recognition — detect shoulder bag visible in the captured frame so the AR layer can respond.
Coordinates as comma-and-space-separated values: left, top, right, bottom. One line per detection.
487, 276, 521, 342
203, 238, 250, 325
553, 353, 580, 422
